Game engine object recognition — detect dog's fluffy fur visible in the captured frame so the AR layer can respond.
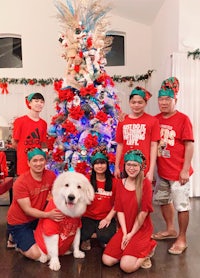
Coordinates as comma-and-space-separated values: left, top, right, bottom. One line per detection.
35, 171, 94, 271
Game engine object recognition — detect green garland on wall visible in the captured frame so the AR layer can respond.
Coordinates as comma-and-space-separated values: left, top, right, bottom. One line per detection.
0, 70, 154, 86
187, 48, 200, 60
0, 70, 154, 94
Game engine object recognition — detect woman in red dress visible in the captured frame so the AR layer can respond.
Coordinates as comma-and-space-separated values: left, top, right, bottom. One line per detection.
102, 149, 156, 273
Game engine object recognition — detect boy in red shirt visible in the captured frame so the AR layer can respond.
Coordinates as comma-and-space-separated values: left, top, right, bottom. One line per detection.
115, 86, 160, 182
12, 92, 47, 175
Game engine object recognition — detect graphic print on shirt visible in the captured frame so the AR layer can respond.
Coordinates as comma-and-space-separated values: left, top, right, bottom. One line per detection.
24, 128, 41, 147
60, 218, 79, 241
123, 124, 146, 145
96, 188, 112, 200
158, 124, 176, 158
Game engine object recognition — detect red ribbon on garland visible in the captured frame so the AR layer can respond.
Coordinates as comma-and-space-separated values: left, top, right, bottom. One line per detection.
0, 82, 9, 94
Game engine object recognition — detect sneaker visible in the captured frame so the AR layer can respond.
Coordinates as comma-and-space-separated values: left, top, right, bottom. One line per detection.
141, 257, 152, 269
81, 240, 91, 251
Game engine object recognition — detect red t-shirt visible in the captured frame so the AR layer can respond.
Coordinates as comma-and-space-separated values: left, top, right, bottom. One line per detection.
34, 198, 81, 255
116, 113, 160, 173
83, 177, 117, 220
7, 169, 56, 225
104, 178, 156, 259
13, 115, 47, 175
156, 111, 194, 180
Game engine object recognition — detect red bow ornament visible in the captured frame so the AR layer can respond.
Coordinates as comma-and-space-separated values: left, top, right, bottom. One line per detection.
0, 82, 9, 94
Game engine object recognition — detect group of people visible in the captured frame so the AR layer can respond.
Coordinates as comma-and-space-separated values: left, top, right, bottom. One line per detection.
6, 76, 194, 274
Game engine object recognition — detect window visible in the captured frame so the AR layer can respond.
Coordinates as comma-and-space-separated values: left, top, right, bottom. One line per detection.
106, 31, 125, 66
0, 34, 22, 68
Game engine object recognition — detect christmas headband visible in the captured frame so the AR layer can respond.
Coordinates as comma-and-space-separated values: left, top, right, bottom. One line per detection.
91, 152, 108, 164
27, 148, 46, 161
158, 89, 175, 98
124, 150, 145, 165
130, 86, 152, 101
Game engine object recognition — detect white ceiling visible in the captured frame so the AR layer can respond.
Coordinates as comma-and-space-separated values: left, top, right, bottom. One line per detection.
112, 0, 165, 25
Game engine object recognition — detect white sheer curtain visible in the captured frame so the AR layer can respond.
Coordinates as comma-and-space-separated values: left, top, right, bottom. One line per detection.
172, 52, 200, 197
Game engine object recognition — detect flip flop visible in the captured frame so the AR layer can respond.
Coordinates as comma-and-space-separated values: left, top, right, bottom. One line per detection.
168, 245, 188, 255
151, 231, 177, 240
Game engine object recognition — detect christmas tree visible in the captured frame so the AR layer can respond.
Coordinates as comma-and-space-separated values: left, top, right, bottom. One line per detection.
47, 0, 121, 175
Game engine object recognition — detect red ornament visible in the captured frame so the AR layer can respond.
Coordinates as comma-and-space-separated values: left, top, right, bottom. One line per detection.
84, 134, 98, 149
95, 111, 108, 122
75, 161, 88, 175
54, 80, 63, 92
69, 105, 84, 120
62, 120, 78, 135
58, 88, 74, 102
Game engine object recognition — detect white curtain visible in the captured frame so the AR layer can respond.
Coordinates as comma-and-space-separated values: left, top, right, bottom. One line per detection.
172, 52, 200, 197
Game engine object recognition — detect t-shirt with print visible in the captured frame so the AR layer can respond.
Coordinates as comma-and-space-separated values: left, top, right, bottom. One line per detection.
83, 177, 117, 220
156, 111, 194, 181
13, 115, 47, 175
116, 113, 160, 174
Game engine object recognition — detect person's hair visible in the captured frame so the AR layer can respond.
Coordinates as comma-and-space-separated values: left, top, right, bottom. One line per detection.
31, 92, 45, 101
90, 159, 113, 192
123, 165, 144, 209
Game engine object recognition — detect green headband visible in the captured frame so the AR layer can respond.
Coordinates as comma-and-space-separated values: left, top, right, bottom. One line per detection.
158, 89, 175, 98
27, 148, 46, 161
130, 88, 145, 99
27, 93, 35, 102
91, 152, 108, 164
124, 152, 143, 164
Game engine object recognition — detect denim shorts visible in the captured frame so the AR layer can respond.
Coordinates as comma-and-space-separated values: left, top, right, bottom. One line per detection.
153, 176, 191, 212
7, 220, 38, 252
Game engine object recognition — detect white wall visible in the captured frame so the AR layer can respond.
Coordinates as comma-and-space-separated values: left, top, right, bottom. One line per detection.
149, 0, 179, 115
0, 0, 64, 78
0, 0, 153, 125
179, 0, 200, 51
107, 14, 152, 76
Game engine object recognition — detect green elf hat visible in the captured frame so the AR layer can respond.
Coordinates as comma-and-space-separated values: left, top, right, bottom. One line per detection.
124, 149, 146, 169
91, 152, 108, 164
158, 77, 179, 99
130, 86, 152, 101
27, 148, 46, 161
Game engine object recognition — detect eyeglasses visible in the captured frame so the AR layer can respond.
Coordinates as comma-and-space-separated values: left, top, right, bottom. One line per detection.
125, 163, 140, 168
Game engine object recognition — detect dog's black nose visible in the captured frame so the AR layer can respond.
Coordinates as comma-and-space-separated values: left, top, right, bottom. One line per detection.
68, 194, 75, 201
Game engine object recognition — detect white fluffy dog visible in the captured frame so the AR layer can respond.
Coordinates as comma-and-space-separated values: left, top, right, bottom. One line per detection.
34, 171, 94, 271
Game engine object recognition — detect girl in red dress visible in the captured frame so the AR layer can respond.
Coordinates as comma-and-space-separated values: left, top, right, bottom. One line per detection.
102, 149, 156, 273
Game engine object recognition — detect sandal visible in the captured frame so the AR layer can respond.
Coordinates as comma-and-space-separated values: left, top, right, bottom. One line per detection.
6, 233, 16, 249
7, 239, 16, 249
81, 240, 91, 251
141, 257, 152, 269
168, 244, 188, 255
151, 231, 177, 240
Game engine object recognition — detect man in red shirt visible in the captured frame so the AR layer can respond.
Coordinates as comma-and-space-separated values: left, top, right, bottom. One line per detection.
7, 148, 64, 260
152, 77, 194, 255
